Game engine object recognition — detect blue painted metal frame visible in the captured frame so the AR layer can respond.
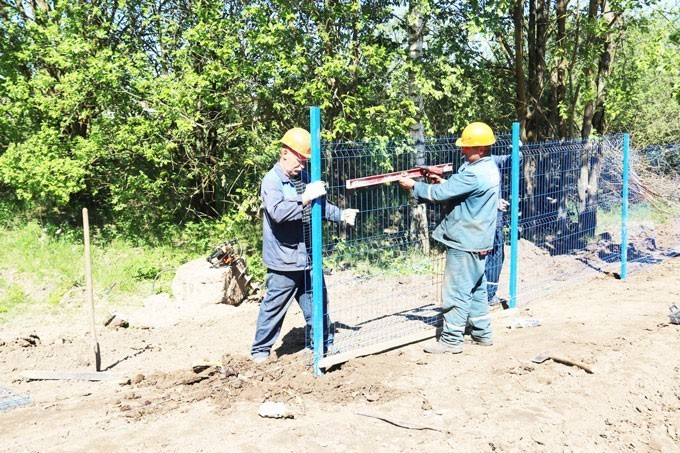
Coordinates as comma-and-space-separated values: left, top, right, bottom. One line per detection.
621, 133, 630, 280
310, 107, 324, 375
509, 122, 520, 308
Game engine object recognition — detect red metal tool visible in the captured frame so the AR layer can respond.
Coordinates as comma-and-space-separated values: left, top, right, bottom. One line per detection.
346, 163, 454, 190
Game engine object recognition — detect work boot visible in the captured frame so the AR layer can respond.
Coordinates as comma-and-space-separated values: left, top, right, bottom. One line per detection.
465, 337, 493, 347
423, 340, 463, 355
251, 354, 269, 364
488, 296, 501, 307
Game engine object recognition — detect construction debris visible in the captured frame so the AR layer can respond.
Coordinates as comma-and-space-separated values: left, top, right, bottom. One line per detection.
258, 401, 293, 419
669, 305, 680, 325
171, 257, 257, 306
104, 312, 129, 329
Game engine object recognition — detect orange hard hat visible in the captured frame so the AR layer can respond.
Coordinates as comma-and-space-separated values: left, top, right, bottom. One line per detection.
281, 128, 311, 158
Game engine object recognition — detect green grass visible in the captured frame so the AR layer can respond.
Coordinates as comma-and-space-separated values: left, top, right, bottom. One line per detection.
325, 238, 438, 278
0, 221, 201, 323
0, 283, 30, 317
596, 199, 680, 236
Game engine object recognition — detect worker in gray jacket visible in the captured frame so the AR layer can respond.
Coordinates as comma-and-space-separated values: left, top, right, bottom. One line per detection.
399, 122, 500, 354
251, 127, 358, 363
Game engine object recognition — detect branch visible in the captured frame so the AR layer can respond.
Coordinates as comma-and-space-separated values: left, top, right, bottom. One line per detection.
356, 412, 451, 434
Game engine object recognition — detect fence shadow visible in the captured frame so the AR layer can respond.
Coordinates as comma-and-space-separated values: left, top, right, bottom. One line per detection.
275, 327, 307, 357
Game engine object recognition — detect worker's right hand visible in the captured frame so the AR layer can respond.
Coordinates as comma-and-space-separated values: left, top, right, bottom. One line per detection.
302, 181, 327, 205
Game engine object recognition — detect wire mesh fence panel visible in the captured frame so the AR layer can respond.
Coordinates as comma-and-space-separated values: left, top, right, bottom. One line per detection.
316, 135, 513, 357
509, 137, 621, 303
0, 387, 31, 412
615, 141, 680, 272
508, 134, 679, 305
307, 126, 677, 364
319, 138, 444, 356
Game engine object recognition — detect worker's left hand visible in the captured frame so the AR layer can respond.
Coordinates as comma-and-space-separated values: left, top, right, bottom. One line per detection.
398, 177, 416, 189
341, 209, 359, 227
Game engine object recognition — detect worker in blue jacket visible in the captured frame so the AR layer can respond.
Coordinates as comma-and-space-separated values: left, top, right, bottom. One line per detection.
251, 127, 358, 363
399, 122, 500, 354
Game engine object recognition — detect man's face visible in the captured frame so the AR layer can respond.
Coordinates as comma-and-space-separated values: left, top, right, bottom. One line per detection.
280, 146, 308, 176
461, 146, 485, 162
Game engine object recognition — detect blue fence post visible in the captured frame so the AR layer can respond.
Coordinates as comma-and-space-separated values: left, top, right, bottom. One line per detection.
509, 122, 520, 309
621, 133, 630, 280
310, 107, 324, 375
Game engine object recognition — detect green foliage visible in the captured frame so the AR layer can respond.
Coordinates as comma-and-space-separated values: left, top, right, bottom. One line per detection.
606, 8, 680, 154
0, 128, 86, 207
0, 283, 30, 321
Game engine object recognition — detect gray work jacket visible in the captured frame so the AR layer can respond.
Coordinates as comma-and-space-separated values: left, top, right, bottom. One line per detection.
413, 156, 500, 252
261, 162, 341, 271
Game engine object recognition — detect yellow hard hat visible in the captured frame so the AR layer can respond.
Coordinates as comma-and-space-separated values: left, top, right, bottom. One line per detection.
281, 128, 311, 158
455, 122, 496, 147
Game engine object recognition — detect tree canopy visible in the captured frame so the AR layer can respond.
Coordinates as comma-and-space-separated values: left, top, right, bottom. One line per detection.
0, 0, 677, 237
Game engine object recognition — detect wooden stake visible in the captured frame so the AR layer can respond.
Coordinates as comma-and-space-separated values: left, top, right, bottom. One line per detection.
83, 208, 101, 371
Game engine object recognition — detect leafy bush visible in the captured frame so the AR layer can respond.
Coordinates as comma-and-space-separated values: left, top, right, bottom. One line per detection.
0, 128, 86, 208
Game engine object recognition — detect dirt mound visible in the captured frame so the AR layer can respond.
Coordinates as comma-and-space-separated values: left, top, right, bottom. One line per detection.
115, 352, 401, 421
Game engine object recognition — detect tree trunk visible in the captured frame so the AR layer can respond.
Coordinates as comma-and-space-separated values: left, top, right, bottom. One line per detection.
526, 0, 548, 141
526, 0, 537, 141
548, 0, 570, 249
593, 9, 619, 135
549, 0, 568, 140
407, 0, 429, 255
535, 0, 548, 139
578, 0, 618, 246
577, 142, 602, 245
513, 0, 527, 142
581, 0, 601, 139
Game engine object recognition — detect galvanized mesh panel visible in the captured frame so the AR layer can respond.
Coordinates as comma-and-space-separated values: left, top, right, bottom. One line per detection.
315, 134, 512, 356
509, 137, 624, 302
0, 387, 31, 412
507, 135, 678, 304
306, 128, 677, 366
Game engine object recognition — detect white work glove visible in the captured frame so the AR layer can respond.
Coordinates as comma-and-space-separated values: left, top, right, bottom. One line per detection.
302, 181, 327, 205
498, 198, 510, 211
341, 209, 359, 227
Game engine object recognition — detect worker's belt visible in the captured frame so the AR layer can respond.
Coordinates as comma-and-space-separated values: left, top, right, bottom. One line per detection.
472, 249, 492, 257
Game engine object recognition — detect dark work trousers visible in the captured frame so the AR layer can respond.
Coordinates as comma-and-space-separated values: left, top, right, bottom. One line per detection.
485, 216, 505, 302
251, 269, 333, 358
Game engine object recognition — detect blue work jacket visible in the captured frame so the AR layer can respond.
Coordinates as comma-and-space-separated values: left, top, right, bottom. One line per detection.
261, 162, 341, 271
413, 156, 500, 252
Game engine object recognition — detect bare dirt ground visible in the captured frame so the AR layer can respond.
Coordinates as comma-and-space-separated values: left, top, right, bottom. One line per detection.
1, 253, 679, 452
